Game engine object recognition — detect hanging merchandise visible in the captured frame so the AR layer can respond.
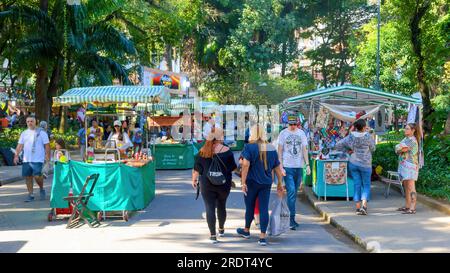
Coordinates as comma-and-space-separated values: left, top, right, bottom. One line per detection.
77, 107, 86, 123
315, 106, 329, 128
308, 100, 315, 126
375, 106, 386, 134
320, 103, 380, 123
298, 112, 305, 124
386, 108, 393, 126
281, 111, 289, 124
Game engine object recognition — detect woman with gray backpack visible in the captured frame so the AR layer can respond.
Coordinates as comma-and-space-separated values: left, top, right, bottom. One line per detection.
192, 127, 237, 244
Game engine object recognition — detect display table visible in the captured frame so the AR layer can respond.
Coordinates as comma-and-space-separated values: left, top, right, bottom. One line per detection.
154, 143, 194, 169
311, 158, 354, 200
50, 160, 156, 211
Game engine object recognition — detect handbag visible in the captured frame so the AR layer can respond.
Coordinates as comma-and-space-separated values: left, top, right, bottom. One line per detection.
206, 146, 227, 186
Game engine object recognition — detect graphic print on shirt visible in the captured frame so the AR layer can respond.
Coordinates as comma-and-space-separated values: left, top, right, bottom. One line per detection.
285, 134, 303, 157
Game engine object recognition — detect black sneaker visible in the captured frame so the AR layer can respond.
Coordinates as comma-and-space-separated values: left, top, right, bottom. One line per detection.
289, 219, 298, 230
359, 207, 368, 215
258, 238, 268, 246
218, 229, 225, 237
236, 228, 250, 239
210, 236, 219, 244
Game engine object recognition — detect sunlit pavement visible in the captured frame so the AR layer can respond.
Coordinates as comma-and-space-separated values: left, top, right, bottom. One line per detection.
0, 169, 363, 253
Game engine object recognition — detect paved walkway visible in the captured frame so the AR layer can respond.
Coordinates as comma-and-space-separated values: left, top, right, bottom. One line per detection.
0, 169, 362, 253
304, 182, 450, 253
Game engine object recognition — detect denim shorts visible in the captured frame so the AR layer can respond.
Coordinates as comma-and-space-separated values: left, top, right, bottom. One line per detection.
22, 162, 44, 177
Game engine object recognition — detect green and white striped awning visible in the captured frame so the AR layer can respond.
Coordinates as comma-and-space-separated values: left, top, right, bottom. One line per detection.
135, 99, 219, 112
284, 84, 422, 108
53, 85, 171, 106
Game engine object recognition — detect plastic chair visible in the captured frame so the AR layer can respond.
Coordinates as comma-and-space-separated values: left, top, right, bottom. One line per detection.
64, 173, 101, 229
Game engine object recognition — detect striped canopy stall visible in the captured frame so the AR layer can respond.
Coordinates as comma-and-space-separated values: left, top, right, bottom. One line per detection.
53, 85, 171, 106
135, 99, 219, 112
282, 84, 421, 111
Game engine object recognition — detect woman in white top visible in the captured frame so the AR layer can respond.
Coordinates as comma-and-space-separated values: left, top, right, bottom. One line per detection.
107, 120, 132, 152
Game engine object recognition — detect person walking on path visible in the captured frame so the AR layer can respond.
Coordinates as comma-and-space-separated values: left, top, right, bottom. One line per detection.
335, 119, 375, 215
277, 114, 311, 230
237, 125, 284, 246
395, 123, 421, 214
13, 116, 50, 202
192, 128, 237, 244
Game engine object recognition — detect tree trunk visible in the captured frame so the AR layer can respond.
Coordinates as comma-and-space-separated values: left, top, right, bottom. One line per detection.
33, 0, 50, 123
410, 0, 434, 134
164, 44, 173, 71
35, 65, 49, 122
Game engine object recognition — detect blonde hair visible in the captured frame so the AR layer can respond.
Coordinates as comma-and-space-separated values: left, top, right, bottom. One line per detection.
249, 124, 268, 170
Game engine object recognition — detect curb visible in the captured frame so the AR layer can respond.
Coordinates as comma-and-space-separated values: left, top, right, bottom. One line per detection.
0, 171, 54, 186
302, 187, 370, 252
0, 176, 24, 186
378, 180, 450, 216
417, 194, 450, 216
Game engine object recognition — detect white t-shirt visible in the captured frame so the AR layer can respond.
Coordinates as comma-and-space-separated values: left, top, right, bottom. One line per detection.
278, 128, 308, 168
107, 132, 132, 150
18, 128, 50, 163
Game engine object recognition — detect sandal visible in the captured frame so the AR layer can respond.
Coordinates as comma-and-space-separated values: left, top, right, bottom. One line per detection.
402, 209, 416, 214
397, 207, 409, 212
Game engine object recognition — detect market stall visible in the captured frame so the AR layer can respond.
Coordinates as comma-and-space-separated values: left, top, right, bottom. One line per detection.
282, 84, 422, 200
146, 115, 194, 169
50, 85, 170, 220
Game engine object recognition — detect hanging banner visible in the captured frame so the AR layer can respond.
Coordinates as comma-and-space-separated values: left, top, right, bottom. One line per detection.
141, 66, 188, 91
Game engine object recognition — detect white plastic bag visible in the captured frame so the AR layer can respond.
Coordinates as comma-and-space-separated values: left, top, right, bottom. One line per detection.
267, 195, 290, 236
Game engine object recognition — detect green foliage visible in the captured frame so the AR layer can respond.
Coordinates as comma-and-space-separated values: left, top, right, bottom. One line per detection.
303, 0, 375, 87
199, 70, 315, 105
417, 135, 450, 201
378, 130, 405, 143
351, 20, 417, 94
372, 142, 399, 177
51, 128, 78, 147
0, 128, 23, 148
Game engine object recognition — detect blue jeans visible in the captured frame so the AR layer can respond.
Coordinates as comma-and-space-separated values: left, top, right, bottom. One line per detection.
284, 167, 303, 218
244, 181, 271, 233
349, 162, 372, 202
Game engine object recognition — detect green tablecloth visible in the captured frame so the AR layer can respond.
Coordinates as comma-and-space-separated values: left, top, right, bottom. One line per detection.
50, 160, 156, 211
154, 143, 194, 169
229, 140, 245, 151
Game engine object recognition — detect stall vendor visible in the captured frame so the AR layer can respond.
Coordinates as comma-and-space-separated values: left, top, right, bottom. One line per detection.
106, 120, 132, 153
87, 119, 104, 148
